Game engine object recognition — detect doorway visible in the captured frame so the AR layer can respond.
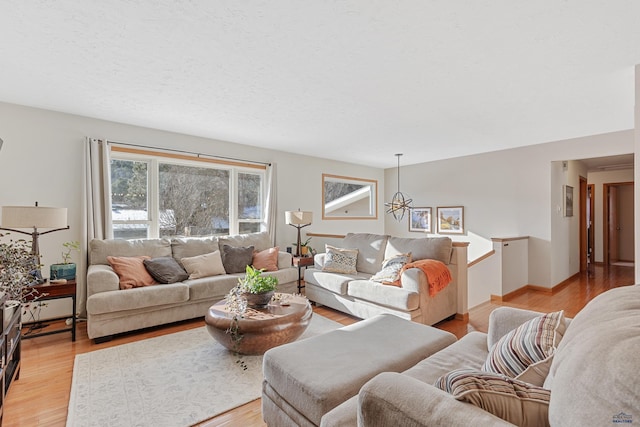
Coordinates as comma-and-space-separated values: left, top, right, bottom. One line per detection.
603, 182, 635, 266
579, 178, 595, 272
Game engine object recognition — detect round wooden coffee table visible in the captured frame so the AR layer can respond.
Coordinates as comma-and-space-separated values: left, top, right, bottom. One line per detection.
205, 293, 312, 355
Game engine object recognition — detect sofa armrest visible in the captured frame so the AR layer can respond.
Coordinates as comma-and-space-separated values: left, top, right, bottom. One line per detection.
358, 372, 513, 427
86, 264, 120, 296
277, 251, 293, 269
398, 268, 424, 293
314, 253, 326, 269
487, 306, 545, 348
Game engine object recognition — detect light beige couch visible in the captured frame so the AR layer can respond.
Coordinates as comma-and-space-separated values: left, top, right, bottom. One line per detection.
356, 285, 640, 427
304, 233, 468, 325
86, 231, 297, 341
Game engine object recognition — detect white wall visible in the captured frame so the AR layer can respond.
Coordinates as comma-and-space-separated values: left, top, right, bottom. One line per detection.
0, 102, 383, 318
385, 130, 634, 289
635, 64, 640, 283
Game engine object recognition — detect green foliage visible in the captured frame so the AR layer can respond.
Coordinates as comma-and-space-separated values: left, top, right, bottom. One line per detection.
238, 265, 278, 293
292, 237, 312, 247
61, 241, 80, 264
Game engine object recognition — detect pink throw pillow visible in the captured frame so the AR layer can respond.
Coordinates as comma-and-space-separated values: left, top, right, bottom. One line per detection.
252, 247, 279, 272
107, 255, 157, 289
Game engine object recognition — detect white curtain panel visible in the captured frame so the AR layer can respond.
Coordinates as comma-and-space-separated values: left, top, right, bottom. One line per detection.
263, 162, 277, 246
80, 137, 112, 316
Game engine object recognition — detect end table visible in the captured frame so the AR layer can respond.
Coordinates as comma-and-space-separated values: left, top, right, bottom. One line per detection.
292, 256, 314, 292
23, 279, 77, 342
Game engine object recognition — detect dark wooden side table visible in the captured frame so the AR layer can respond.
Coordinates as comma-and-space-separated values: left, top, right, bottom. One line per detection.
23, 280, 77, 342
292, 256, 314, 292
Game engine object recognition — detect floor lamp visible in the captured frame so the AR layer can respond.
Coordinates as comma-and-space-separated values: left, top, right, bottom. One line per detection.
1, 203, 69, 284
285, 210, 312, 257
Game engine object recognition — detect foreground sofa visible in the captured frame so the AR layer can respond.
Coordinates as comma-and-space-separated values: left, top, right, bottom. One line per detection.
264, 285, 639, 426
304, 233, 468, 325
86, 231, 297, 341
356, 285, 640, 427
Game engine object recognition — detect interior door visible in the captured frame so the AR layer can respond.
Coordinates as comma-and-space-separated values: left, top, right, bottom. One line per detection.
608, 186, 619, 264
579, 177, 587, 271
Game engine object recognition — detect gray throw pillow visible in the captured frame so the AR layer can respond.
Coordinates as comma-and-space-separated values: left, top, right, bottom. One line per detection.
143, 257, 188, 284
221, 244, 255, 274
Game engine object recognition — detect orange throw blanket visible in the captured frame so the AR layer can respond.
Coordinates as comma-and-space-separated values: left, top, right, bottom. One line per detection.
393, 259, 452, 296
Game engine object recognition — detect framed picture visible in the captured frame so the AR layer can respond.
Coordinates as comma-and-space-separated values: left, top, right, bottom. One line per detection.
437, 206, 464, 234
409, 207, 432, 232
563, 185, 574, 217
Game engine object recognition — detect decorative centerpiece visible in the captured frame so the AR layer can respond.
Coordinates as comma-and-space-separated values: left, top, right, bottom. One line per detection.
0, 233, 41, 322
50, 240, 80, 281
238, 265, 278, 308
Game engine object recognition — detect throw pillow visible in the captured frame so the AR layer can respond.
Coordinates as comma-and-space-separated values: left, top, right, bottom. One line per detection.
483, 310, 566, 386
370, 253, 412, 284
221, 244, 255, 274
143, 256, 188, 284
322, 245, 358, 274
435, 369, 551, 427
252, 246, 279, 272
181, 250, 226, 279
107, 255, 157, 289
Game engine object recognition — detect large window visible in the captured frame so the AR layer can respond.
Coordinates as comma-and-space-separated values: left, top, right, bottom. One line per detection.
110, 149, 265, 239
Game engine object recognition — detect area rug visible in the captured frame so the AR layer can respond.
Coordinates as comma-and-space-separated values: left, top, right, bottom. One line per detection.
66, 314, 342, 427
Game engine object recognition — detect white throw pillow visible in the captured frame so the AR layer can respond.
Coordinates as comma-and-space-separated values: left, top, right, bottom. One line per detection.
321, 245, 358, 274
181, 250, 226, 279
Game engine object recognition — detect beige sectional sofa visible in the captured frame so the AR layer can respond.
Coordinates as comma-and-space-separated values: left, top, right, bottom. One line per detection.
86, 231, 297, 341
263, 285, 639, 426
304, 233, 468, 325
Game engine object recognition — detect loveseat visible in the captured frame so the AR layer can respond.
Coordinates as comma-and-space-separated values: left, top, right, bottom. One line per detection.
355, 285, 640, 426
86, 231, 297, 341
304, 233, 468, 325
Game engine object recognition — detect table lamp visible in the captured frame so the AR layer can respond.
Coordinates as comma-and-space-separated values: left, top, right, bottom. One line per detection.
1, 202, 69, 283
285, 210, 312, 257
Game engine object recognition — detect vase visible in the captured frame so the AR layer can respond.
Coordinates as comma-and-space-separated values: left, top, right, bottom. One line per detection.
3, 299, 20, 326
243, 290, 274, 309
50, 263, 76, 281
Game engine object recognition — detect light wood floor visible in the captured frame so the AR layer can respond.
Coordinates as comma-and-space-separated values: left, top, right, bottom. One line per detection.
5, 264, 634, 427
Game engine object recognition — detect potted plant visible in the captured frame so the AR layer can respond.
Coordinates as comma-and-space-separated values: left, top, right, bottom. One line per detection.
50, 240, 80, 281
0, 233, 41, 323
238, 265, 278, 308
292, 237, 313, 257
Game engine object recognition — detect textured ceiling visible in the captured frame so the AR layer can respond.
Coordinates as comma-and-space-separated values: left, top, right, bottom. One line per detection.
0, 1, 638, 168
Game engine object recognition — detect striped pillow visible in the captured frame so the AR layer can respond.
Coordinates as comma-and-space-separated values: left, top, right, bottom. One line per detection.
435, 368, 551, 427
482, 310, 566, 386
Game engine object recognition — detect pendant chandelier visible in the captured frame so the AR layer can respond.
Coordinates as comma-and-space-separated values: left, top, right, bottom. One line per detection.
385, 153, 412, 221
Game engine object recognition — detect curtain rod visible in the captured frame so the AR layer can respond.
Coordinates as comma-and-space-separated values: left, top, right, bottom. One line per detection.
107, 140, 271, 167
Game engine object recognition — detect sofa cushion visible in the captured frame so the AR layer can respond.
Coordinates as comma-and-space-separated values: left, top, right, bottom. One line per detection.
181, 250, 226, 279
347, 280, 419, 311
107, 256, 157, 289
304, 269, 363, 295
342, 233, 389, 274
384, 236, 452, 264
322, 245, 358, 274
547, 286, 640, 427
90, 238, 172, 265
435, 369, 550, 427
170, 237, 219, 266
483, 310, 565, 386
221, 244, 254, 273
143, 256, 188, 284
86, 282, 190, 315
252, 246, 279, 272
186, 274, 240, 301
218, 231, 272, 252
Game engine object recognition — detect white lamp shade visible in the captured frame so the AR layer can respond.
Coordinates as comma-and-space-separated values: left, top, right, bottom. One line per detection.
1, 206, 68, 229
285, 210, 313, 225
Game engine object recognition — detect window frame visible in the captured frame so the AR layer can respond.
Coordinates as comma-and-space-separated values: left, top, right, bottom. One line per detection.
110, 147, 266, 239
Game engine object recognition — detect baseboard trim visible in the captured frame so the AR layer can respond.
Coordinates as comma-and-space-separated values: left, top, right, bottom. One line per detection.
491, 272, 582, 302
455, 313, 469, 322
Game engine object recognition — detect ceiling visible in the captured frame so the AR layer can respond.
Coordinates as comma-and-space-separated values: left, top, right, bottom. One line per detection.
0, 1, 638, 168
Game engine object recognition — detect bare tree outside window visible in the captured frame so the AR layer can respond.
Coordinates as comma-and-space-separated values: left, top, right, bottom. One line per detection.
159, 163, 230, 236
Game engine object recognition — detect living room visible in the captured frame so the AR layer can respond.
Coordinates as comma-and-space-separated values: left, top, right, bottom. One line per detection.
0, 2, 639, 426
